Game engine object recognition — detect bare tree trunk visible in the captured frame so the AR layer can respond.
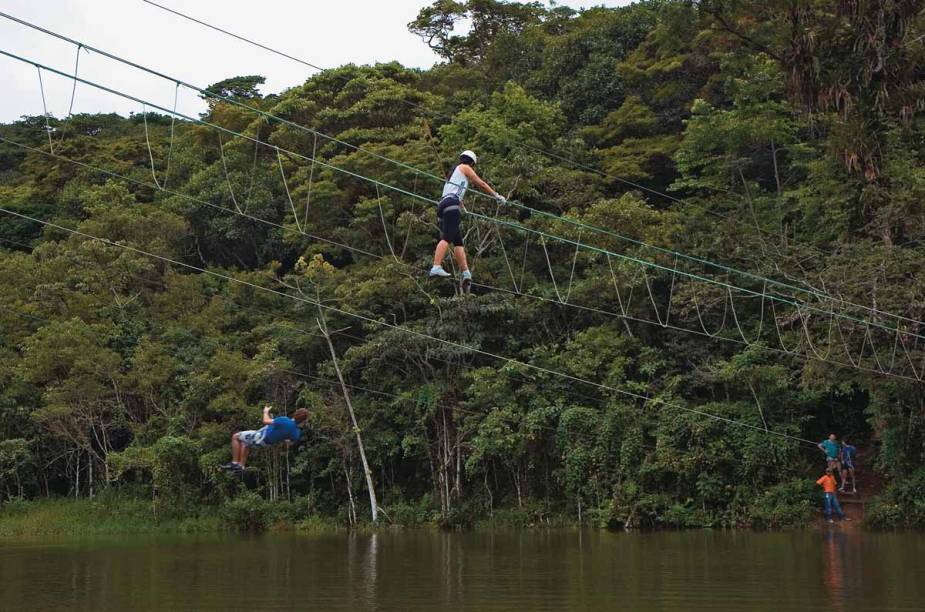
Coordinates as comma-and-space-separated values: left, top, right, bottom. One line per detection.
441, 408, 451, 514
286, 447, 291, 502
317, 309, 378, 523
343, 462, 357, 527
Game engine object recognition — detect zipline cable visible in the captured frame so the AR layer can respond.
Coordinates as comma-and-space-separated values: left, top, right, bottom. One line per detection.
0, 204, 820, 446
2, 11, 919, 331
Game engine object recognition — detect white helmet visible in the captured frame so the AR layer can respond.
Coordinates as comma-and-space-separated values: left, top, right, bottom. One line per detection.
459, 150, 477, 165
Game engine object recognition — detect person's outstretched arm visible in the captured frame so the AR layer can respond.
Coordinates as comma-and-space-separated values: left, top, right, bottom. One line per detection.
459, 165, 505, 204
262, 405, 273, 425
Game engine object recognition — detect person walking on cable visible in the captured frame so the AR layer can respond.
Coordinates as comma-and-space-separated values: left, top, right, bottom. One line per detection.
221, 404, 308, 473
429, 150, 505, 292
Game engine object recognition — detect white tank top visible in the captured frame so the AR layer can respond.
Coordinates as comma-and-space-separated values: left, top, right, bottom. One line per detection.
441, 165, 469, 201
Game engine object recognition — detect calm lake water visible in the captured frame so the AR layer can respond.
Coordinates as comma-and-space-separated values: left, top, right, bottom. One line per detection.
1, 529, 923, 611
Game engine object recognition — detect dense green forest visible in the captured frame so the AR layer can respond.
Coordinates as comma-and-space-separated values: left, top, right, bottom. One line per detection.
1, 0, 924, 532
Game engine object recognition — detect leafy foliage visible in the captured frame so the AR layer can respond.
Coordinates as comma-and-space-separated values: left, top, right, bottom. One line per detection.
1, 0, 923, 530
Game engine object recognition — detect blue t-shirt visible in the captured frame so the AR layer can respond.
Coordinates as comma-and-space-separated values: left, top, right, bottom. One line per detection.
820, 439, 840, 459
263, 416, 301, 445
842, 444, 857, 463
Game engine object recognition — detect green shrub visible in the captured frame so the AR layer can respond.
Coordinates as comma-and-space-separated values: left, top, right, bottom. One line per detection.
384, 500, 435, 526
749, 480, 815, 528
866, 469, 925, 528
221, 491, 273, 532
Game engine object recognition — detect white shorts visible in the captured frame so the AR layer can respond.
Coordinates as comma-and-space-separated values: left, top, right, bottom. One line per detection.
237, 427, 269, 448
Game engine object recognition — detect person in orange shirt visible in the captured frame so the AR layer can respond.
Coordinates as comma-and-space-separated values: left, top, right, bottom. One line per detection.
816, 468, 849, 523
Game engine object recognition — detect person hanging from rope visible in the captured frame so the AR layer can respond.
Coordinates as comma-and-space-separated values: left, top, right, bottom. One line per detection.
221, 404, 308, 473
429, 149, 505, 291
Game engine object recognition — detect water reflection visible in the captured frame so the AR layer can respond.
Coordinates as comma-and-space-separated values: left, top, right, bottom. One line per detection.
1, 530, 923, 611
823, 530, 846, 610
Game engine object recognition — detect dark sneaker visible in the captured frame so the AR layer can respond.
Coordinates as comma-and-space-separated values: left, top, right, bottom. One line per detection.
221, 462, 240, 471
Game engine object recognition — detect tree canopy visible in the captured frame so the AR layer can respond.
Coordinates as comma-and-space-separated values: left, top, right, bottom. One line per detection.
1, 0, 923, 529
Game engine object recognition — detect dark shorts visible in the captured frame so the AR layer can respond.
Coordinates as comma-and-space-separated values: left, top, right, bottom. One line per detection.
437, 195, 463, 246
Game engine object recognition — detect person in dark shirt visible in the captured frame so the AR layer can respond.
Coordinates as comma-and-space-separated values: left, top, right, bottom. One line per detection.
840, 437, 858, 494
222, 405, 308, 472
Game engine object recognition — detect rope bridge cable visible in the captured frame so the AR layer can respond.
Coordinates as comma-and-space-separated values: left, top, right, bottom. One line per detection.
129, 3, 924, 328
4, 48, 921, 355
0, 204, 820, 447
7, 92, 918, 380
467, 208, 925, 344
0, 136, 922, 382
3, 11, 921, 332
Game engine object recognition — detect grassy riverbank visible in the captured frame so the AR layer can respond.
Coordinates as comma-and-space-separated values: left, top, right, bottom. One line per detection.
0, 496, 223, 538
1, 492, 827, 538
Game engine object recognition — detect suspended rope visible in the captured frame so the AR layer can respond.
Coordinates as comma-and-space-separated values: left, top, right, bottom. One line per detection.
132, 1, 869, 307
863, 323, 888, 375
54, 42, 85, 151
727, 284, 767, 346
276, 147, 304, 234
496, 226, 520, 293
540, 235, 564, 303
690, 281, 729, 338
141, 85, 179, 190
6, 10, 922, 332
769, 298, 806, 355
218, 132, 244, 214
8, 46, 922, 352
35, 67, 54, 153
0, 203, 823, 447
607, 254, 639, 319
302, 132, 317, 228
564, 229, 582, 304
376, 185, 398, 260
641, 258, 677, 328
3, 133, 918, 383
242, 137, 260, 212
797, 308, 837, 362
897, 331, 922, 380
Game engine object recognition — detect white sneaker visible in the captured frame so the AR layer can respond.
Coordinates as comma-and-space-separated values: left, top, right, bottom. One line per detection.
429, 265, 451, 278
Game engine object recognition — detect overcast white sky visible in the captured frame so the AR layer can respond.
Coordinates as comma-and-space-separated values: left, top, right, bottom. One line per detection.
0, 0, 632, 123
